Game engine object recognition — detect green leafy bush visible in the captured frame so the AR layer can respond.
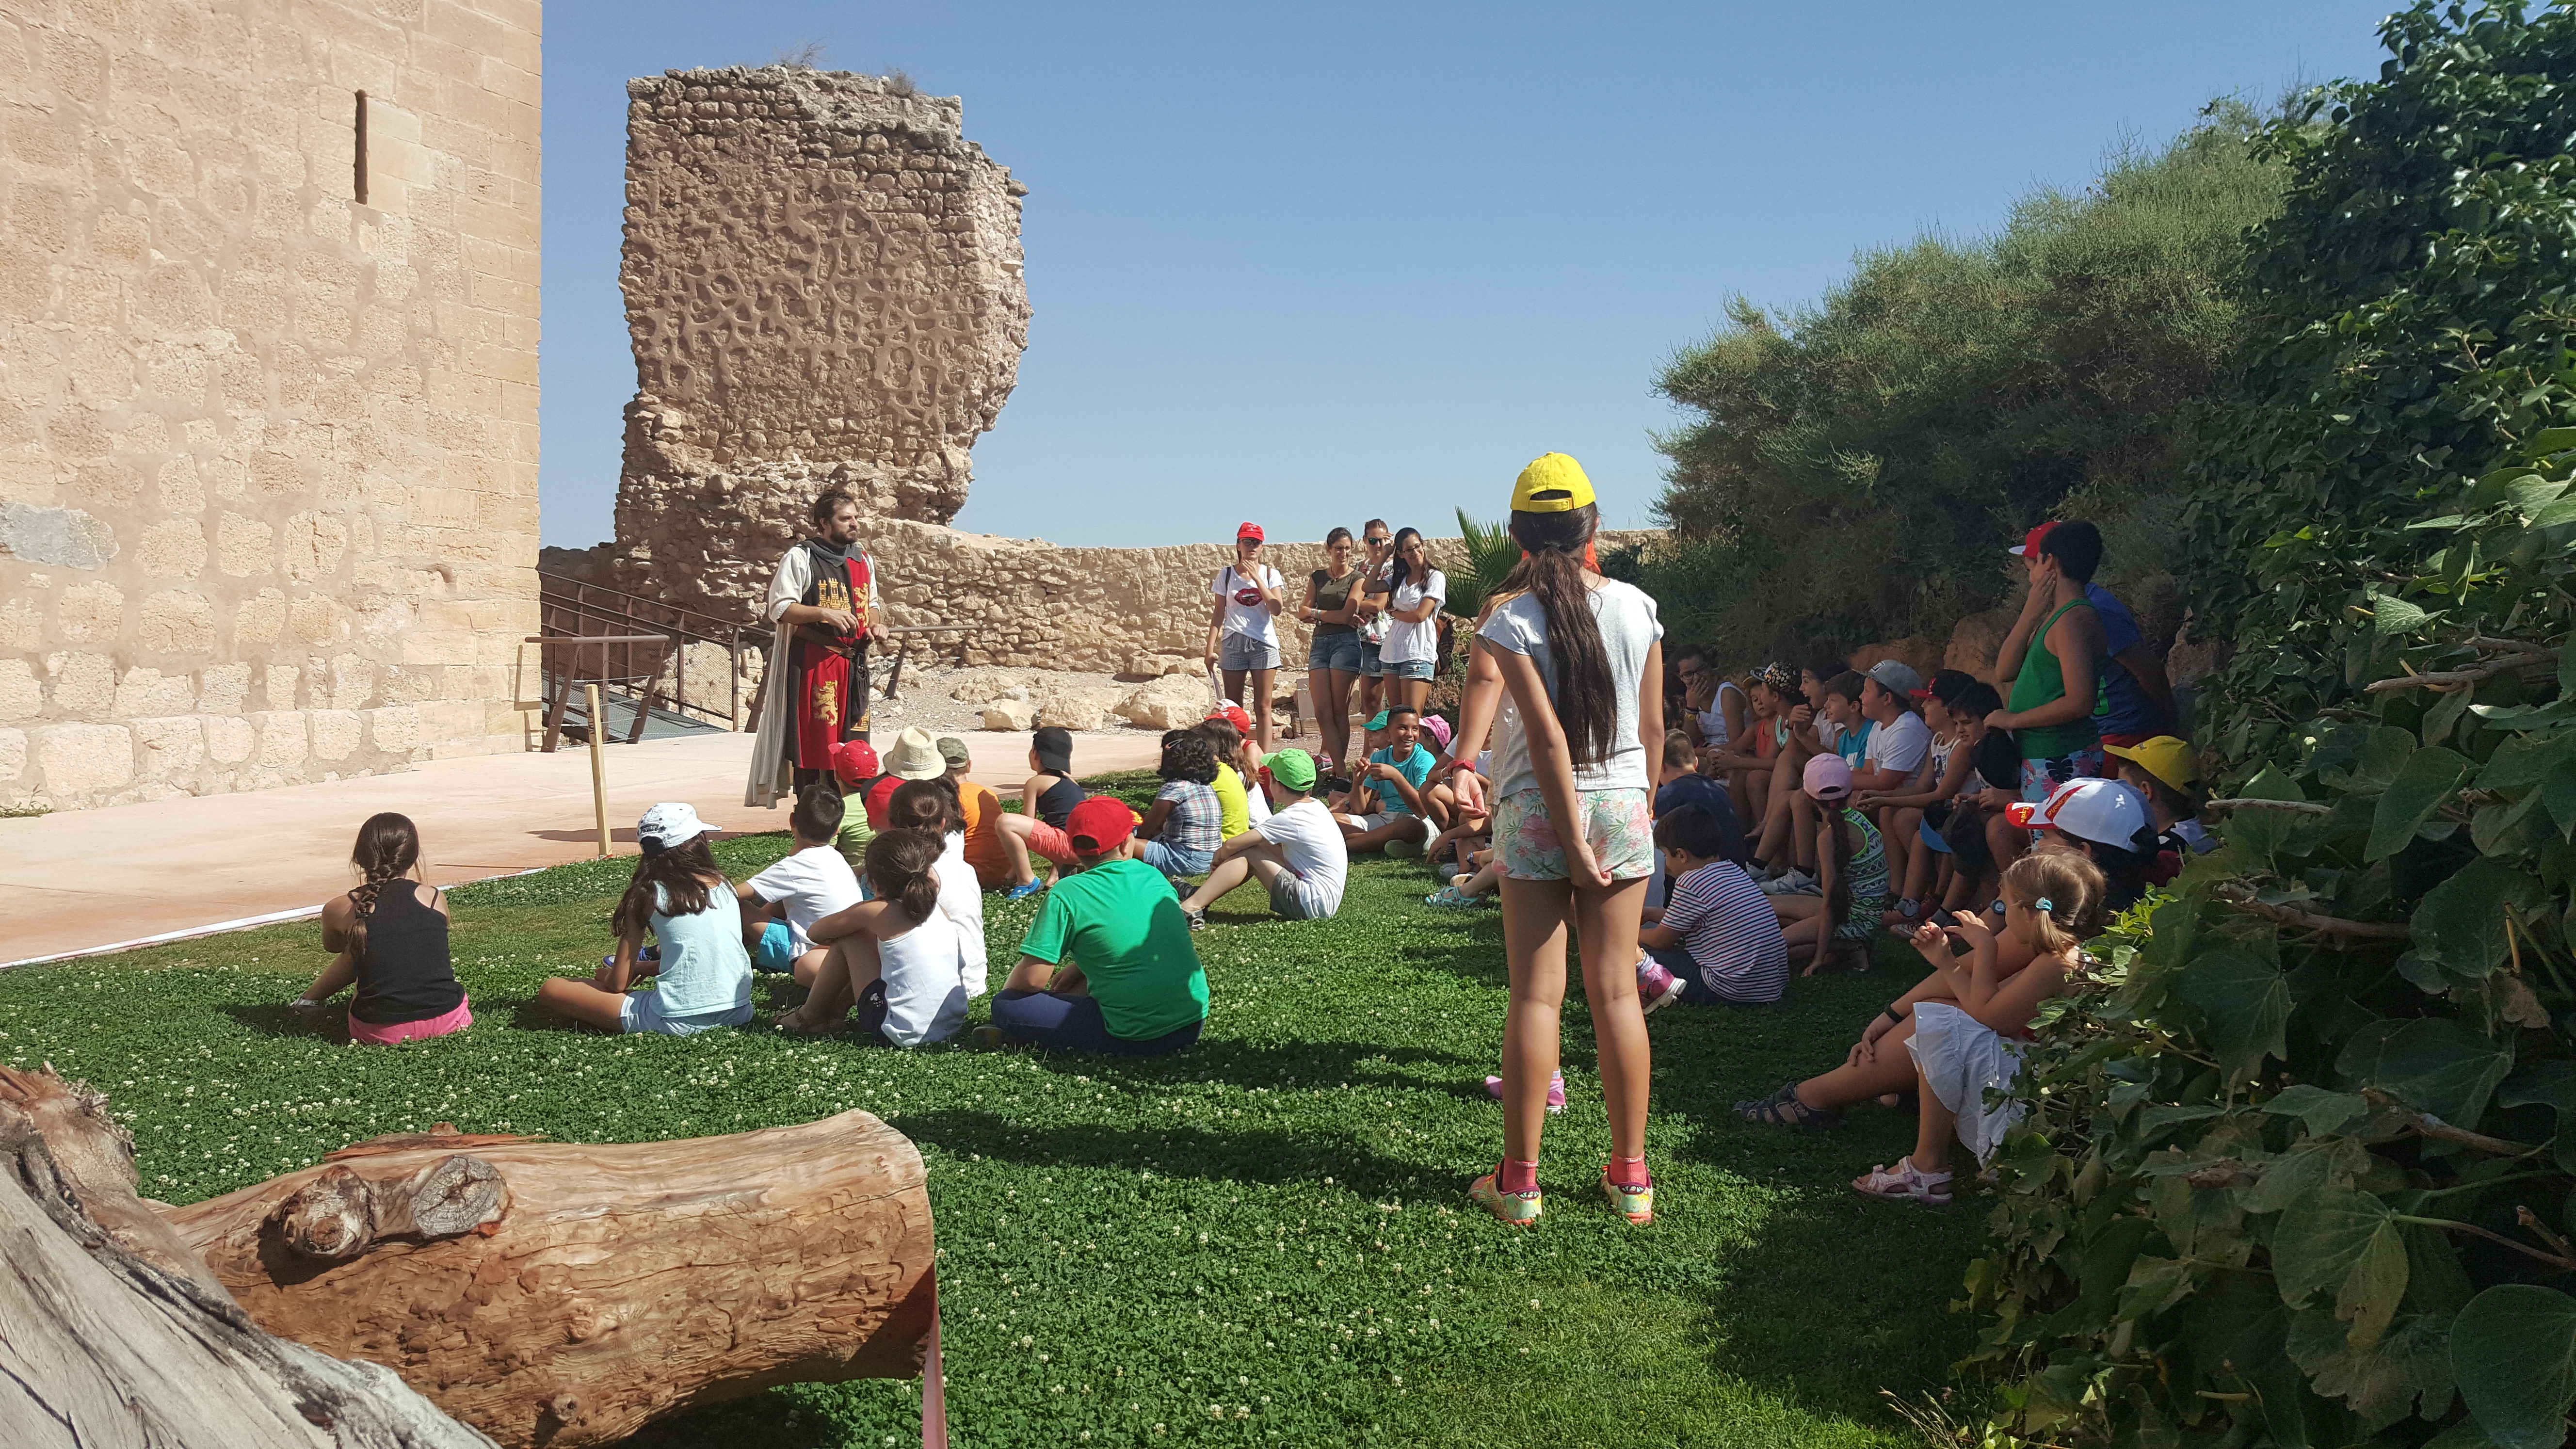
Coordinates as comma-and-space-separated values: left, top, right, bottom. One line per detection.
1968, 6, 2576, 1444
1643, 106, 2282, 663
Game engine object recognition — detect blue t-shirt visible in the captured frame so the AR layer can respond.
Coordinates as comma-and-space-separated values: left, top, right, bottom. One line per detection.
2087, 583, 2164, 737
1834, 719, 1872, 769
1654, 773, 1745, 861
1367, 743, 1436, 818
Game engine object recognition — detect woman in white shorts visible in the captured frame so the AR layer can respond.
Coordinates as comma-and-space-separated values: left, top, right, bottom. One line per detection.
1440, 453, 1665, 1227
1203, 520, 1286, 752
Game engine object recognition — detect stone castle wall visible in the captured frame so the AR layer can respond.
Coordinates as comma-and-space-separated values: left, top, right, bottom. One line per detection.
0, 0, 544, 810
612, 66, 1030, 612
565, 520, 1664, 680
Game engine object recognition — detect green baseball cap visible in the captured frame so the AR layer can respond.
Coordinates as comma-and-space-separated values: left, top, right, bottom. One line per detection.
1264, 748, 1317, 791
1365, 709, 1390, 731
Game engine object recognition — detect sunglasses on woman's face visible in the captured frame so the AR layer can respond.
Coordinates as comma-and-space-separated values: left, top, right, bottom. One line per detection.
1364, 535, 1390, 547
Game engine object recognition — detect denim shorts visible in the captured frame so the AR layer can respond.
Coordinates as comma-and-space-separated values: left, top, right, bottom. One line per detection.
1307, 631, 1364, 673
1139, 838, 1214, 880
1357, 642, 1385, 678
1384, 658, 1434, 681
621, 991, 755, 1037
1218, 633, 1280, 672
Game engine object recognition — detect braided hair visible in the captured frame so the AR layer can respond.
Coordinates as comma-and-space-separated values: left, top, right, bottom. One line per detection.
345, 812, 422, 962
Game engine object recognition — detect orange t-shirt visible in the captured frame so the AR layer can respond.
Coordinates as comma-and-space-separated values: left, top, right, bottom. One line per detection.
959, 780, 1011, 887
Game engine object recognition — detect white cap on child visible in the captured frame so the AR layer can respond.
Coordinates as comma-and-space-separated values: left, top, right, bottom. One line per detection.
636, 802, 711, 852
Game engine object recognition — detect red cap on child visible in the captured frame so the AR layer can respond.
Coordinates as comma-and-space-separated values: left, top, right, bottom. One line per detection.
1065, 795, 1139, 854
830, 738, 880, 787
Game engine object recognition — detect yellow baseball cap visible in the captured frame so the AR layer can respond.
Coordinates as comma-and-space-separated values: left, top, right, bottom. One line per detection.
1511, 452, 1596, 513
2104, 735, 2198, 792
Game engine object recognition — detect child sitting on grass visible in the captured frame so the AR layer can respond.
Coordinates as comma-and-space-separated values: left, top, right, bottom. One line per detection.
998, 725, 1087, 880
292, 812, 471, 1045
1338, 705, 1438, 857
877, 777, 989, 997
1859, 670, 1976, 928
979, 796, 1209, 1056
1137, 731, 1224, 882
773, 829, 967, 1046
1636, 803, 1787, 1010
1702, 662, 1792, 845
735, 786, 863, 978
1196, 712, 1271, 836
1852, 850, 2102, 1206
537, 803, 755, 1036
827, 740, 879, 869
1178, 748, 1348, 926
2105, 736, 2214, 867
1772, 756, 1889, 975
941, 734, 1046, 901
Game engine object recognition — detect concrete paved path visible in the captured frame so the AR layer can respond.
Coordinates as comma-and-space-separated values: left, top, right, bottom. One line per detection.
0, 728, 1165, 967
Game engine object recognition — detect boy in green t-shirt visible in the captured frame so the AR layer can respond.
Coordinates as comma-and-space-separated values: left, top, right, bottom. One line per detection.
977, 796, 1208, 1055
827, 739, 879, 870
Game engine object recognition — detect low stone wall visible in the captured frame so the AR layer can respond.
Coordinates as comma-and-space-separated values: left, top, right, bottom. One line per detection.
581, 520, 1663, 677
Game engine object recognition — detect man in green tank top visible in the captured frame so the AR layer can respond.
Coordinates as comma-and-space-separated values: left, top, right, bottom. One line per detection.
1986, 521, 2110, 803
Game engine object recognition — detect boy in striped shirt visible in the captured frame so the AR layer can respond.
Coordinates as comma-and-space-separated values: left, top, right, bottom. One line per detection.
1637, 803, 1790, 1009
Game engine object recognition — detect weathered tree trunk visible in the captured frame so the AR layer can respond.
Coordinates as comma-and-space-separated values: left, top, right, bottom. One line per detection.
161, 1111, 938, 1449
0, 1066, 496, 1449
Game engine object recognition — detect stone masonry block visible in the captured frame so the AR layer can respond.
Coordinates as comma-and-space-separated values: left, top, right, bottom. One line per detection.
253, 709, 306, 767
135, 589, 216, 653
47, 651, 113, 713
131, 714, 206, 775
0, 727, 23, 782
113, 666, 195, 718
309, 708, 360, 760
32, 721, 134, 793
0, 658, 38, 720
205, 714, 255, 764
136, 517, 207, 577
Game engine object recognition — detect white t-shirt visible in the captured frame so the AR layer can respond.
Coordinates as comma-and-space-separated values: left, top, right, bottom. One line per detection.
1212, 564, 1285, 645
1862, 710, 1932, 783
931, 830, 989, 997
1478, 579, 1664, 798
1696, 680, 1742, 748
747, 845, 865, 954
1379, 568, 1446, 665
1254, 797, 1348, 914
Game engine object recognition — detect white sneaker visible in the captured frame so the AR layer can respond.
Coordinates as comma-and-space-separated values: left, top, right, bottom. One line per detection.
1760, 869, 1815, 896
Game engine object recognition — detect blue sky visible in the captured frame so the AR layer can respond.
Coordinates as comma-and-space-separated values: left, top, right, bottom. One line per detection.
538, 1, 2399, 549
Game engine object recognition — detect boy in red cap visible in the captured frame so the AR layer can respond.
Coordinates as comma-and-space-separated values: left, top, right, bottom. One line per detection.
978, 796, 1209, 1056
828, 738, 881, 869
1203, 522, 1286, 753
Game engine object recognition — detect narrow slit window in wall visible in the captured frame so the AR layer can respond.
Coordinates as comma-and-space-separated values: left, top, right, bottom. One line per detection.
354, 91, 369, 205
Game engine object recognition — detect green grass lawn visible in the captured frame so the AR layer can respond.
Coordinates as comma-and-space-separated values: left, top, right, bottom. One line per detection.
0, 773, 1980, 1447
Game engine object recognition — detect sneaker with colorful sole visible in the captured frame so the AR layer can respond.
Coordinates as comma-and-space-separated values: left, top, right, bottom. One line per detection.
1599, 1168, 1655, 1224
1468, 1172, 1542, 1226
1637, 958, 1687, 1015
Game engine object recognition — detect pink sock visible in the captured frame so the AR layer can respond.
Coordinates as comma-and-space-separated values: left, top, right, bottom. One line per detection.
1610, 1156, 1650, 1190
1496, 1158, 1539, 1193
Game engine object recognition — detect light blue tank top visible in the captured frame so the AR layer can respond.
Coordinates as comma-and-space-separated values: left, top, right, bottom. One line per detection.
649, 880, 754, 1019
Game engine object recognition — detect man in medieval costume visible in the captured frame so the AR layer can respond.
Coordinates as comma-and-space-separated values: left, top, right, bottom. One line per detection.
746, 488, 883, 808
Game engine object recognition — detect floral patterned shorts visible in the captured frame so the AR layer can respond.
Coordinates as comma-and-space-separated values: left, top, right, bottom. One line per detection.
1493, 788, 1656, 883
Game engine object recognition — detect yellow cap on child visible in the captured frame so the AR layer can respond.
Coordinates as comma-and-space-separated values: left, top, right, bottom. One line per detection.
1511, 452, 1596, 513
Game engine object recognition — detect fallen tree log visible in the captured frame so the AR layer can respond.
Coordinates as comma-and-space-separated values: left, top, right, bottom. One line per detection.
0, 1065, 496, 1449
161, 1110, 937, 1449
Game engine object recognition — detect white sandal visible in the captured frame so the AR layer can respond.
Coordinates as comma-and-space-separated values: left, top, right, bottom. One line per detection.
1852, 1156, 1952, 1205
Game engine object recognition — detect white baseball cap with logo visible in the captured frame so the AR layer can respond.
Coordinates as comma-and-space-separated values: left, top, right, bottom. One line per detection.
636, 802, 712, 852
2007, 778, 2153, 851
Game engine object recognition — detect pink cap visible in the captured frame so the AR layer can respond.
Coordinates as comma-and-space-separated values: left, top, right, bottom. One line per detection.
1419, 713, 1452, 749
1802, 753, 1852, 800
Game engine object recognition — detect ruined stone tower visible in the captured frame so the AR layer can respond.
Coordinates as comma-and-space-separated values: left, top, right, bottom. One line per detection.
610, 67, 1031, 612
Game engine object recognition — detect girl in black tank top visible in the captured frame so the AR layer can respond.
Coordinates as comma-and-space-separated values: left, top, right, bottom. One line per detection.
292, 813, 471, 1042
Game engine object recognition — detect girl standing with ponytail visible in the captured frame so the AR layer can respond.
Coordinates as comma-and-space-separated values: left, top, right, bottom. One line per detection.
1439, 453, 1665, 1225
292, 813, 471, 1044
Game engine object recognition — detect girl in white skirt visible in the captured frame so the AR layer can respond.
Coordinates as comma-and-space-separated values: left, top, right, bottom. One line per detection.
1853, 849, 2106, 1205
